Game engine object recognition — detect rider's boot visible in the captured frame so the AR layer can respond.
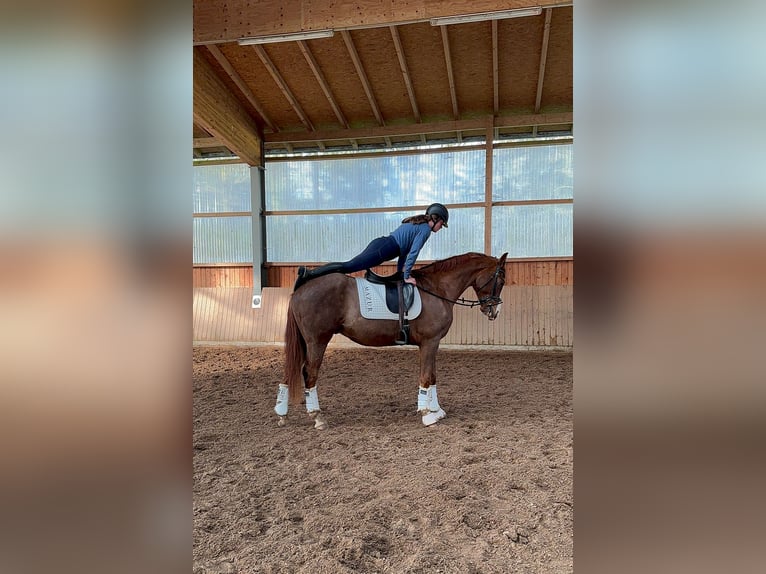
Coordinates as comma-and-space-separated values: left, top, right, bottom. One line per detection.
294, 262, 345, 291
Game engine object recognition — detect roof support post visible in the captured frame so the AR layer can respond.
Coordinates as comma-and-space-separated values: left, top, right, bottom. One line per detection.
484, 116, 494, 255
251, 163, 267, 308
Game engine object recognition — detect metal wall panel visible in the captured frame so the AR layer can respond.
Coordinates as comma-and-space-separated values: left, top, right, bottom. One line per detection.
193, 163, 251, 213
266, 207, 484, 263
265, 150, 486, 211
193, 216, 252, 263
492, 204, 573, 258
493, 144, 573, 201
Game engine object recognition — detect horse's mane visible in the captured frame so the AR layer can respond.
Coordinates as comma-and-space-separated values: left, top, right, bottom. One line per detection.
413, 252, 490, 277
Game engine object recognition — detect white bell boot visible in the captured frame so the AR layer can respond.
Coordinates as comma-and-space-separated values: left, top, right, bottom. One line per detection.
422, 385, 446, 426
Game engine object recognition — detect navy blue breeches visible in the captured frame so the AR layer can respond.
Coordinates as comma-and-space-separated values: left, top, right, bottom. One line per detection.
340, 236, 400, 273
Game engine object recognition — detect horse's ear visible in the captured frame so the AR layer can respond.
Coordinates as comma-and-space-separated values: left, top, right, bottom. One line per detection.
498, 252, 508, 265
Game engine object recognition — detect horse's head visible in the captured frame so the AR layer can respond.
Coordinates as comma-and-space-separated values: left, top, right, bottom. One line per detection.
473, 252, 507, 321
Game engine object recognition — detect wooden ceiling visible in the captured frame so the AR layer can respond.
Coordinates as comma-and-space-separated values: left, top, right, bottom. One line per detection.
193, 1, 572, 164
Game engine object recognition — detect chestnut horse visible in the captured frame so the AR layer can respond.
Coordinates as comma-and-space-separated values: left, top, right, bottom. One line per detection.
274, 252, 508, 428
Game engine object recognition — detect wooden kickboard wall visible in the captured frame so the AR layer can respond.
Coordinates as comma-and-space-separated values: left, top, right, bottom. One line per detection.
193, 286, 572, 347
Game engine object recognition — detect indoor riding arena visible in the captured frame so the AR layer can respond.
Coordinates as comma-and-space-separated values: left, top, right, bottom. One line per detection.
193, 1, 572, 572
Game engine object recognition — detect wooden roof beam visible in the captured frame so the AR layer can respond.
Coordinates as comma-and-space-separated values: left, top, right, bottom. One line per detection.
253, 45, 315, 131
194, 137, 222, 148
297, 40, 349, 129
206, 45, 278, 133
341, 30, 385, 126
193, 47, 263, 166
534, 8, 553, 114
265, 112, 572, 143
438, 25, 459, 119
390, 25, 421, 123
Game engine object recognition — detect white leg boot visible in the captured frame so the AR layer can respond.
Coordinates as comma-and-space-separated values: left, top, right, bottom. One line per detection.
304, 386, 320, 412
274, 383, 289, 416
305, 387, 327, 429
420, 385, 446, 426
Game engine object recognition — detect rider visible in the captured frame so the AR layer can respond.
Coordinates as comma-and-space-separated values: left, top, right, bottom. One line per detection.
294, 203, 449, 291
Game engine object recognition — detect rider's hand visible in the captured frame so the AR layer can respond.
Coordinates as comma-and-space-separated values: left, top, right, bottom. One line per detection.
404, 277, 417, 285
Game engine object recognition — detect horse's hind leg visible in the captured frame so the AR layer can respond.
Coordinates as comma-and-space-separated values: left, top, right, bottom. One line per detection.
303, 338, 330, 430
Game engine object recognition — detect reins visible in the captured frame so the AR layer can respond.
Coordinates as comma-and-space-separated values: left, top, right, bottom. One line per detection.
416, 261, 505, 308
415, 285, 486, 307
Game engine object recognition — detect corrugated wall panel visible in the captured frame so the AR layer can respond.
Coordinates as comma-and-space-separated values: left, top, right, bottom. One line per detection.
193, 286, 572, 348
193, 217, 253, 264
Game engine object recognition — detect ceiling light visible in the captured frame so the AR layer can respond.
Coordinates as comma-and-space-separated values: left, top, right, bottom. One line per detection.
430, 7, 542, 26
237, 29, 334, 45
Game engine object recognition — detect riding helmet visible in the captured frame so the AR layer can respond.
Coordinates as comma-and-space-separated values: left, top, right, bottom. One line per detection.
426, 203, 449, 227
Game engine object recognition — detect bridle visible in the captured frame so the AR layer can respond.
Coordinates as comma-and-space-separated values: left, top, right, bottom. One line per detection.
416, 260, 505, 310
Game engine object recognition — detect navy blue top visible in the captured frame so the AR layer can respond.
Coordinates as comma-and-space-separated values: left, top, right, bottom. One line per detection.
389, 222, 433, 279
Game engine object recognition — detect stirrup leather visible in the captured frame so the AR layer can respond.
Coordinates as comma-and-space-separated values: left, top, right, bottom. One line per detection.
395, 281, 410, 345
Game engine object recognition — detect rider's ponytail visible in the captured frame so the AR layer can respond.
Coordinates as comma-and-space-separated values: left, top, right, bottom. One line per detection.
401, 214, 432, 225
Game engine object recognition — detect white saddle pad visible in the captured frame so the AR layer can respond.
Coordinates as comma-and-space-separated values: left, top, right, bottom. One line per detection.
354, 278, 422, 320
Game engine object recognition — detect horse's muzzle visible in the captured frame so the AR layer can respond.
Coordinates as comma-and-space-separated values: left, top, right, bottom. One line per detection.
481, 298, 502, 321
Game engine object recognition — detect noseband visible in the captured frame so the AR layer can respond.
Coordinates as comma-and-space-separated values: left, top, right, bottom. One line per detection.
475, 261, 504, 310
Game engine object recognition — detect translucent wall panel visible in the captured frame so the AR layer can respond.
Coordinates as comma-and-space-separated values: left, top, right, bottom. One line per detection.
193, 163, 251, 213
193, 216, 252, 264
267, 208, 484, 263
492, 204, 573, 258
265, 151, 485, 211
493, 144, 573, 201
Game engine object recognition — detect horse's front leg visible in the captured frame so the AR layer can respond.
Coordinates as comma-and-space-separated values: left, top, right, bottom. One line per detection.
417, 340, 446, 426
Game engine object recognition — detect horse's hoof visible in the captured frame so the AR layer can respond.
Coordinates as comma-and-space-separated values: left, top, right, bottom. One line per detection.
277, 416, 287, 427
422, 408, 446, 426
310, 412, 328, 430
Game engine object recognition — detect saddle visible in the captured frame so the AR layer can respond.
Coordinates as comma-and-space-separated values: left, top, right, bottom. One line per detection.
364, 270, 414, 345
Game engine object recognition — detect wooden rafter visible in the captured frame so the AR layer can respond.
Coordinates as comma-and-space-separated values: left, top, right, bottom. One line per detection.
253, 45, 314, 131
297, 40, 349, 129
535, 8, 553, 114
492, 20, 499, 115
206, 45, 278, 133
390, 25, 421, 123
341, 30, 385, 126
439, 25, 459, 120
297, 40, 358, 149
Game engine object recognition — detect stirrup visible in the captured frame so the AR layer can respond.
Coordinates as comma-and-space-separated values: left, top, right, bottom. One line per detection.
394, 326, 409, 345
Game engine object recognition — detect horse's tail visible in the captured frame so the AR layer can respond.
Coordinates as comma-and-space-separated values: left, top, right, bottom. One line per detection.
283, 300, 306, 405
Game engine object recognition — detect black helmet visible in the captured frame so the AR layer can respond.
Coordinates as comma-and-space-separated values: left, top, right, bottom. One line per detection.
426, 203, 449, 227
